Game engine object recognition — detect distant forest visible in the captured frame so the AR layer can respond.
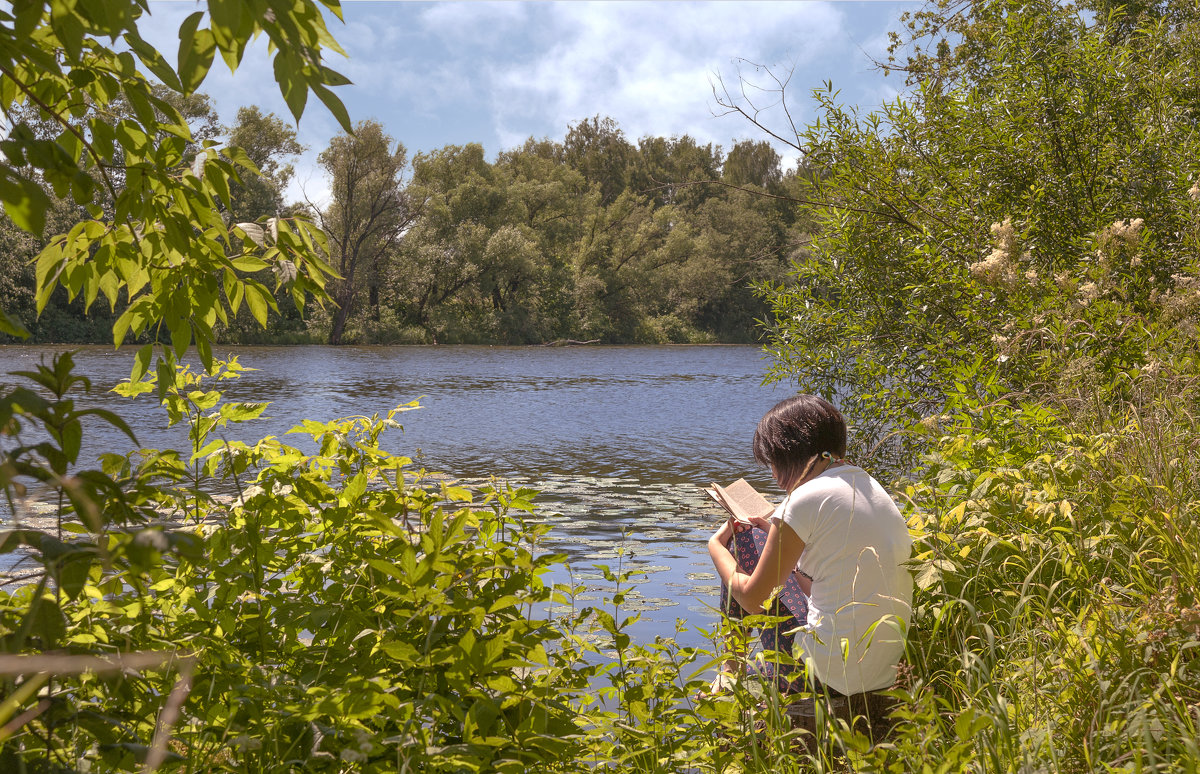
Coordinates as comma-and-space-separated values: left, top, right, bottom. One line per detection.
0, 98, 816, 345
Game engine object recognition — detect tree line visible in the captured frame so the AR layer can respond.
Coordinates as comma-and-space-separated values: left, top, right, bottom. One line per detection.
0, 102, 815, 345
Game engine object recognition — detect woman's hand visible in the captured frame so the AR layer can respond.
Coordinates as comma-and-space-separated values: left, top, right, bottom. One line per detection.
710, 515, 761, 549
746, 514, 771, 532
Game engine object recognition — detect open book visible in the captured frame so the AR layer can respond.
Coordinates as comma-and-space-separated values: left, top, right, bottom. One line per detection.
703, 478, 775, 525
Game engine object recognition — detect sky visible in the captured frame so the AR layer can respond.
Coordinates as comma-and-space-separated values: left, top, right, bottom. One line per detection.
139, 1, 921, 205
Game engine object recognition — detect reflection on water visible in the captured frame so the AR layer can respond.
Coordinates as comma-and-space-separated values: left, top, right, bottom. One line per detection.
0, 344, 790, 643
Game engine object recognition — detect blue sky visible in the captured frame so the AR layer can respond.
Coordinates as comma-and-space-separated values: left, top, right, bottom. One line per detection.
140, 1, 920, 204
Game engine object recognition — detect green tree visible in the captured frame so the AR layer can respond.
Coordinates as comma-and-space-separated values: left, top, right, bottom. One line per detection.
225, 105, 305, 221
630, 134, 723, 209
564, 115, 636, 206
0, 0, 349, 366
0, 88, 239, 344
393, 143, 514, 341
316, 119, 415, 344
722, 139, 782, 190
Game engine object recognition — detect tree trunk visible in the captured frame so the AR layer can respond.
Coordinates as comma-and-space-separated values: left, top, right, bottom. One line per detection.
329, 291, 354, 344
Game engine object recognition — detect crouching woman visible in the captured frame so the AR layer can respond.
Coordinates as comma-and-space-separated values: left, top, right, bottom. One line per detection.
708, 395, 913, 714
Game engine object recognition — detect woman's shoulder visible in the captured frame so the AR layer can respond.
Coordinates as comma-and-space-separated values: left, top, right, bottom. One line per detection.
782, 464, 896, 514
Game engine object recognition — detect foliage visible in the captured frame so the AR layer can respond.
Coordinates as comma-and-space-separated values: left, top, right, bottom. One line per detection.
755, 0, 1200, 467
0, 0, 350, 375
0, 356, 599, 772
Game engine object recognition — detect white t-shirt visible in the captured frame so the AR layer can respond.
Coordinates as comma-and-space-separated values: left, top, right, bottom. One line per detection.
771, 464, 913, 695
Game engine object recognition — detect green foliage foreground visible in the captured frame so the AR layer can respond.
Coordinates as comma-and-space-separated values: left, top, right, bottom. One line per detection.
1, 350, 1198, 773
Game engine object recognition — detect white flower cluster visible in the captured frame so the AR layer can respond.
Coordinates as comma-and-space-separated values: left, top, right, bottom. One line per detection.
970, 218, 1029, 290
1189, 180, 1200, 201
1156, 273, 1200, 322
918, 414, 950, 432
1098, 218, 1144, 251
1076, 217, 1148, 306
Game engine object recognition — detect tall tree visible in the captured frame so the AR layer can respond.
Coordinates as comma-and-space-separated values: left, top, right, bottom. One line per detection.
226, 105, 305, 221
722, 139, 782, 190
631, 134, 723, 209
564, 115, 635, 206
317, 120, 416, 344
392, 143, 509, 340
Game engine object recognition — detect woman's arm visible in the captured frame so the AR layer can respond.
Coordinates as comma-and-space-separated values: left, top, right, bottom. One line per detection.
708, 518, 806, 613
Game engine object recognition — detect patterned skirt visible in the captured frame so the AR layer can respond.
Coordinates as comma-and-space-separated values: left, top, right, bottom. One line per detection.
719, 527, 810, 693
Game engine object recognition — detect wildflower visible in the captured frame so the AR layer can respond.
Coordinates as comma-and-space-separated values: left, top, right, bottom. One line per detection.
1190, 180, 1200, 201
1024, 269, 1038, 281
1157, 273, 1200, 322
969, 217, 1022, 290
1078, 281, 1100, 305
1099, 218, 1145, 249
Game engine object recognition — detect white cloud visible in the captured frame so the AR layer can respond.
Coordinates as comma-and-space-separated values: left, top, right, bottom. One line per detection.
480, 1, 846, 153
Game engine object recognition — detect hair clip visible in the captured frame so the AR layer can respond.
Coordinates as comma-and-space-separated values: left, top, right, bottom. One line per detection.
820, 451, 832, 460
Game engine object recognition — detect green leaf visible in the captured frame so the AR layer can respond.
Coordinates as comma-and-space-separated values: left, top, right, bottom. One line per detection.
113, 380, 155, 398
341, 471, 367, 503
196, 332, 214, 373
48, 1, 85, 61
244, 282, 270, 327
24, 594, 65, 648
208, 0, 250, 70
207, 161, 231, 208
112, 305, 134, 347
114, 121, 151, 157
61, 419, 82, 463
132, 343, 154, 383
96, 269, 121, 310
219, 402, 268, 422
0, 308, 30, 339
155, 358, 177, 399
59, 555, 92, 601
230, 254, 269, 271
273, 52, 308, 122
312, 82, 352, 134
0, 171, 49, 234
366, 557, 407, 582
124, 32, 183, 92
170, 315, 191, 358
177, 12, 216, 95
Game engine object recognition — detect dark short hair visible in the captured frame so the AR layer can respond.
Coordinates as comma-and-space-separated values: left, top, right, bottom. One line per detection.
753, 395, 847, 487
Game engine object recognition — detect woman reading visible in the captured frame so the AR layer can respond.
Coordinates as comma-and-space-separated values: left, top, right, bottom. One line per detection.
708, 395, 913, 702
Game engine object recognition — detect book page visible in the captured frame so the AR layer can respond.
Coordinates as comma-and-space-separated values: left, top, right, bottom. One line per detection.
707, 478, 774, 524
703, 485, 742, 522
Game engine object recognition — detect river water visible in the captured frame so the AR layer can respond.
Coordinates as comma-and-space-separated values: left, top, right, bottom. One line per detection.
0, 345, 792, 645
